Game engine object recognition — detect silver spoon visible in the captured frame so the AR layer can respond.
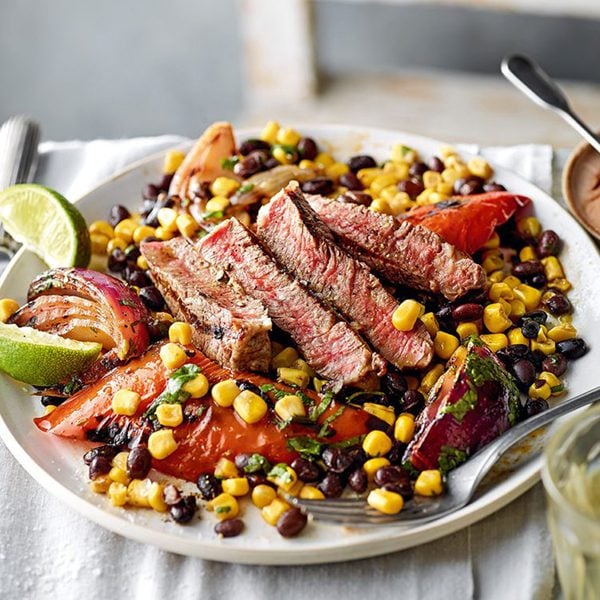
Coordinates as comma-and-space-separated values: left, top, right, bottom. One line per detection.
501, 54, 600, 155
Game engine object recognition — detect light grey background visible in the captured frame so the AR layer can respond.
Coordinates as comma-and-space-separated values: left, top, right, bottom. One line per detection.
1, 0, 599, 139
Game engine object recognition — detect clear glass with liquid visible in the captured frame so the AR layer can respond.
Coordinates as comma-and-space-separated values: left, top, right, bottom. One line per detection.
542, 405, 600, 600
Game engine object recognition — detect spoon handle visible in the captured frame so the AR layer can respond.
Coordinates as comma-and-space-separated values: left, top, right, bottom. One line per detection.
501, 54, 600, 155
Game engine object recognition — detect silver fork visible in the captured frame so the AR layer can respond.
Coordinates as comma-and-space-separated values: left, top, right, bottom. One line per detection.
290, 385, 600, 525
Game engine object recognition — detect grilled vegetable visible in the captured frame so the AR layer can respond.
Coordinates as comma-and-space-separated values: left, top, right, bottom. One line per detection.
404, 337, 522, 472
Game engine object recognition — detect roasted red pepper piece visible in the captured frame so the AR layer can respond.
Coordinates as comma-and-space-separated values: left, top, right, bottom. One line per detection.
401, 192, 531, 254
35, 343, 371, 482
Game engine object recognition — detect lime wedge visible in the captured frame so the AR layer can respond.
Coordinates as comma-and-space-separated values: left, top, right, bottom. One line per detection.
0, 323, 101, 386
0, 184, 91, 268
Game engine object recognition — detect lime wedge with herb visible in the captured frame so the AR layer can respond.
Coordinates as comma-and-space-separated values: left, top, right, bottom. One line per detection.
0, 323, 101, 386
0, 184, 91, 268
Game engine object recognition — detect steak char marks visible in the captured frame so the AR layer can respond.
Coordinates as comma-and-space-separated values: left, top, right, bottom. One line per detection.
141, 238, 272, 372
197, 218, 384, 389
257, 183, 433, 371
306, 194, 485, 302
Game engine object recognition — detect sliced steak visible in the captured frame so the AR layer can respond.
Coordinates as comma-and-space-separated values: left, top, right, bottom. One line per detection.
257, 184, 433, 371
141, 238, 272, 372
306, 194, 485, 301
197, 218, 384, 388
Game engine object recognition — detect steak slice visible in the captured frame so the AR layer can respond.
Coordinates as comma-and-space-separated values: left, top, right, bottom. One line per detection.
197, 218, 384, 388
141, 238, 272, 372
257, 183, 433, 371
306, 194, 485, 301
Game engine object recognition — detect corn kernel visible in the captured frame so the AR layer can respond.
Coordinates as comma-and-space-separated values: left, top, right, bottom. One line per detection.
480, 333, 509, 352
148, 482, 168, 512
315, 152, 335, 168
267, 464, 298, 492
482, 232, 500, 250
276, 367, 309, 389
456, 322, 479, 340
519, 246, 537, 262
513, 284, 542, 311
313, 377, 325, 393
370, 174, 397, 196
271, 347, 299, 369
155, 226, 175, 241
90, 475, 111, 494
538, 370, 563, 391
483, 303, 512, 333
440, 168, 461, 185
156, 403, 183, 427
299, 485, 325, 500
488, 270, 505, 284
392, 300, 424, 332
276, 127, 301, 147
508, 328, 529, 346
391, 143, 417, 163
261, 498, 290, 526
370, 198, 391, 214
281, 478, 304, 498
112, 389, 141, 416
108, 482, 128, 507
209, 493, 240, 521
434, 331, 460, 360
414, 470, 443, 496
211, 379, 241, 408
133, 225, 156, 244
0, 298, 19, 323
159, 342, 187, 370
357, 168, 382, 187
176, 214, 198, 238
148, 428, 178, 460
415, 189, 433, 205
362, 402, 395, 426
367, 488, 404, 515
482, 252, 504, 274
43, 404, 56, 415
394, 413, 416, 444
436, 182, 454, 196
420, 312, 440, 336
384, 161, 410, 180
163, 149, 186, 174
233, 390, 268, 424
136, 255, 149, 271
510, 299, 527, 320
420, 364, 444, 395
325, 162, 350, 181
272, 145, 294, 165
499, 298, 513, 317
292, 358, 315, 378
89, 220, 114, 239
489, 282, 514, 303
168, 322, 193, 345
363, 457, 390, 480
107, 237, 127, 253
547, 278, 572, 293
157, 207, 178, 232
422, 171, 441, 190
90, 233, 109, 255
222, 477, 250, 497
108, 467, 130, 486
182, 373, 209, 398
204, 196, 229, 214
541, 256, 564, 281
547, 324, 577, 342
467, 157, 493, 179
260, 121, 280, 144
362, 430, 393, 457
215, 457, 239, 479
127, 478, 152, 508
211, 177, 240, 198
252, 484, 277, 508
299, 159, 316, 170
503, 275, 521, 288
386, 192, 413, 215
528, 380, 552, 400
517, 216, 542, 240
274, 395, 306, 421
110, 451, 128, 471
113, 219, 136, 243
440, 145, 457, 159
531, 338, 556, 355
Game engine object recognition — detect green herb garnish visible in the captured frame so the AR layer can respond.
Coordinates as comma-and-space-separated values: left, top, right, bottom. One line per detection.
201, 210, 225, 221
438, 445, 468, 473
221, 156, 239, 171
318, 406, 345, 437
243, 453, 271, 474
268, 463, 294, 485
143, 363, 200, 420
287, 436, 324, 460
215, 505, 231, 515
238, 183, 255, 194
309, 391, 334, 422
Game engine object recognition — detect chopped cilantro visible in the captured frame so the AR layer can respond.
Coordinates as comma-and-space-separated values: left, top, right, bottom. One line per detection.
402, 460, 420, 478
221, 156, 239, 171
318, 406, 345, 437
201, 210, 225, 221
259, 383, 287, 400
243, 453, 271, 474
287, 436, 324, 459
268, 463, 294, 485
143, 363, 200, 420
309, 391, 333, 421
438, 446, 468, 473
215, 505, 231, 515
345, 390, 386, 405
238, 183, 255, 194
331, 434, 365, 449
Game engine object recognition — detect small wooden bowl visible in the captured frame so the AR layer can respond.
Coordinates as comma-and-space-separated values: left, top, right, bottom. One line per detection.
562, 136, 600, 241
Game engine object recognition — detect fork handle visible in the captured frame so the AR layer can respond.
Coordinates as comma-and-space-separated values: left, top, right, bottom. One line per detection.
468, 385, 600, 490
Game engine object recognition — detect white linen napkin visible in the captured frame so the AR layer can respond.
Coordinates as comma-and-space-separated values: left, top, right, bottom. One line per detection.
0, 137, 558, 600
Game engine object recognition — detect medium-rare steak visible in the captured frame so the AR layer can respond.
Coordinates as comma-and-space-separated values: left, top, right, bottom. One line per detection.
257, 183, 433, 371
197, 218, 384, 388
305, 194, 485, 301
141, 238, 272, 372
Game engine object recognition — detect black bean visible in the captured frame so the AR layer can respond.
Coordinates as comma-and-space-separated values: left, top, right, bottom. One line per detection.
107, 248, 127, 273
511, 359, 536, 391
382, 482, 414, 500
346, 446, 367, 469
542, 354, 568, 377
386, 441, 407, 466
537, 230, 562, 258
291, 457, 321, 483
374, 465, 410, 488
347, 468, 368, 493
397, 179, 424, 199
318, 473, 343, 498
339, 191, 372, 206
556, 338, 588, 360
127, 445, 152, 479
170, 496, 197, 524
109, 204, 131, 227
215, 518, 244, 538
483, 182, 507, 192
544, 293, 572, 316
521, 320, 541, 339
339, 172, 364, 191
401, 390, 425, 416
247, 473, 268, 488
40, 395, 66, 407
192, 182, 212, 202
497, 344, 531, 366
298, 137, 318, 160
530, 273, 547, 288
382, 368, 408, 398
124, 244, 141, 262
276, 507, 307, 537
521, 310, 548, 325
83, 444, 119, 466
457, 178, 483, 196
451, 303, 483, 322
239, 138, 271, 156
139, 286, 164, 311
525, 398, 549, 417
262, 157, 279, 170
434, 305, 455, 331
88, 455, 112, 480
158, 173, 174, 192
143, 184, 161, 201
124, 266, 151, 288
409, 162, 428, 178
322, 447, 353, 474
163, 484, 181, 506
428, 157, 444, 173
234, 151, 267, 178
513, 261, 544, 278
348, 155, 376, 173
197, 473, 222, 500
234, 453, 251, 471
301, 178, 334, 195
529, 349, 546, 369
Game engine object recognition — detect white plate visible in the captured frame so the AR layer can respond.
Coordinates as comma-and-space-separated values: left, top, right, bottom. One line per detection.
1, 125, 599, 565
